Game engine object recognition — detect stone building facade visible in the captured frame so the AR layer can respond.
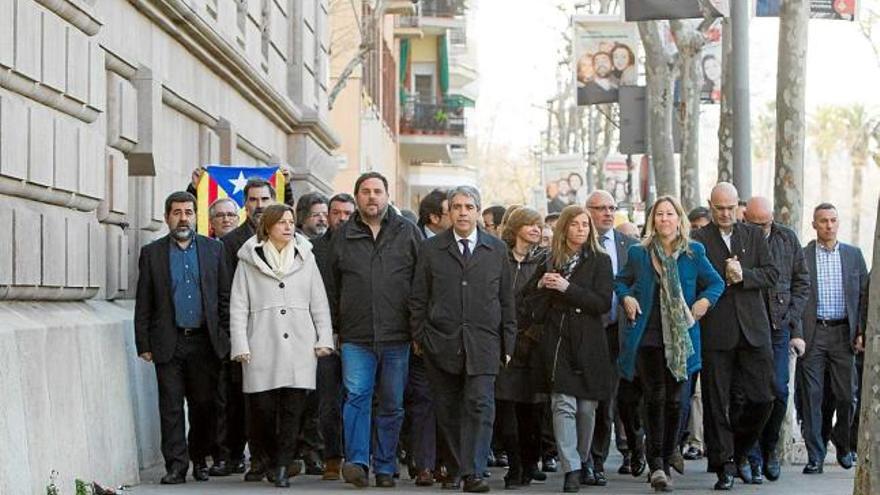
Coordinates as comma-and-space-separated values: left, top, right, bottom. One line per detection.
0, 0, 339, 492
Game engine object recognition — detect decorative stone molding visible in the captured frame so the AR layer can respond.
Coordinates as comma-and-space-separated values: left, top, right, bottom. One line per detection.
161, 86, 218, 128
0, 176, 101, 211
0, 286, 100, 300
128, 0, 340, 149
0, 68, 100, 123
237, 134, 273, 163
128, 66, 161, 176
33, 0, 103, 36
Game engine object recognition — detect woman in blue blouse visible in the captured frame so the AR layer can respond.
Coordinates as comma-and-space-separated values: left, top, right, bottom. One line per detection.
615, 196, 725, 492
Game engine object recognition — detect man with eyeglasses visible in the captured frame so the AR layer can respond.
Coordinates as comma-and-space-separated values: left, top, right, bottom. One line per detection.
741, 196, 810, 483
584, 191, 640, 484
209, 198, 240, 239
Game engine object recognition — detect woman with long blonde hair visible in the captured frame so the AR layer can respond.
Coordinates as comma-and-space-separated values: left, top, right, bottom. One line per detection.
522, 205, 613, 492
614, 196, 724, 492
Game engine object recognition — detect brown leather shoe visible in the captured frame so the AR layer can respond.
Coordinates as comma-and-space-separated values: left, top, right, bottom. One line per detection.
415, 468, 434, 486
322, 458, 341, 481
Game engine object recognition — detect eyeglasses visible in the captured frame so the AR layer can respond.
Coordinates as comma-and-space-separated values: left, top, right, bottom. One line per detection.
587, 205, 618, 213
212, 212, 239, 219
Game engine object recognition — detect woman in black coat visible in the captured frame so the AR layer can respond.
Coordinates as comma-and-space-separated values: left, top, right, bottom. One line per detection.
523, 205, 613, 493
494, 206, 548, 488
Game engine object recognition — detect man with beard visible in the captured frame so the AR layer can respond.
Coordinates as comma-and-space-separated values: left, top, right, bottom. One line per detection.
135, 191, 230, 484
296, 192, 330, 239
326, 172, 423, 488
219, 177, 277, 481
579, 52, 618, 104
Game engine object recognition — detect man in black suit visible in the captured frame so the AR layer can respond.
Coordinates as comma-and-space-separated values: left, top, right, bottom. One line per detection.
800, 203, 868, 474
410, 185, 517, 493
584, 190, 640, 483
691, 183, 779, 490
135, 191, 230, 484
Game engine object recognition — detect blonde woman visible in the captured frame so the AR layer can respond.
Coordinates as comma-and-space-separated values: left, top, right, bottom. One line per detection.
614, 196, 724, 492
230, 204, 334, 487
523, 205, 613, 493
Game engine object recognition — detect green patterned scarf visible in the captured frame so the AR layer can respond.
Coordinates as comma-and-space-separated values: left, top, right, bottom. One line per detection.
650, 241, 696, 382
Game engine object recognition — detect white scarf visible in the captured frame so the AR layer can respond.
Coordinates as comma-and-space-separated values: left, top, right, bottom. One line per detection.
263, 240, 295, 278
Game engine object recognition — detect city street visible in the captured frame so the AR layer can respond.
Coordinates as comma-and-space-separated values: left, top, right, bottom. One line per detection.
131, 455, 855, 495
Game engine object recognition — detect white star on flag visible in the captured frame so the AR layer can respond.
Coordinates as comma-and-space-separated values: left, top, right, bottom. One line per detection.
229, 171, 248, 195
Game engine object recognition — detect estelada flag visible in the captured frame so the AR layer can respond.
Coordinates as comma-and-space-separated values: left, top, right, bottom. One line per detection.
196, 165, 286, 236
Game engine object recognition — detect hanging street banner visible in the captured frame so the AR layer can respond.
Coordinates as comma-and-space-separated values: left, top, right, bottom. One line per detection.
755, 0, 857, 20
700, 20, 723, 104
196, 164, 286, 236
574, 16, 639, 106
624, 0, 729, 21
542, 154, 587, 213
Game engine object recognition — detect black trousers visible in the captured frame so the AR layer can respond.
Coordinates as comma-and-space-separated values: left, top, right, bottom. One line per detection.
801, 322, 856, 464
702, 332, 774, 473
213, 360, 247, 463
496, 400, 542, 479
154, 332, 220, 473
591, 324, 627, 471
249, 388, 309, 468
617, 376, 645, 459
405, 354, 438, 470
424, 358, 495, 479
317, 353, 343, 460
637, 347, 684, 472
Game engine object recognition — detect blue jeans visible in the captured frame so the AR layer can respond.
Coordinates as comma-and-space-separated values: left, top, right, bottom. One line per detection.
748, 328, 790, 464
341, 342, 410, 475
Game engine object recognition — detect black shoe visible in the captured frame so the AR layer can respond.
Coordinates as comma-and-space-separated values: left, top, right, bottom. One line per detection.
243, 468, 266, 482
266, 468, 277, 483
376, 473, 396, 488
230, 459, 246, 474
619, 452, 632, 475
192, 463, 209, 482
542, 456, 558, 472
683, 445, 703, 460
441, 477, 461, 490
274, 466, 290, 488
803, 461, 823, 474
714, 472, 734, 490
463, 475, 490, 493
750, 460, 764, 484
580, 465, 595, 485
631, 454, 647, 478
837, 451, 854, 470
528, 466, 547, 482
342, 462, 369, 488
503, 474, 520, 490
305, 457, 324, 476
495, 452, 509, 468
160, 470, 186, 485
208, 460, 230, 477
764, 452, 781, 481
593, 469, 608, 486
563, 470, 580, 493
736, 459, 752, 484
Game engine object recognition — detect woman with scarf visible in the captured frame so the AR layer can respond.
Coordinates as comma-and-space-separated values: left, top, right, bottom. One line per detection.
615, 196, 724, 492
523, 205, 613, 493
495, 206, 548, 488
230, 203, 334, 487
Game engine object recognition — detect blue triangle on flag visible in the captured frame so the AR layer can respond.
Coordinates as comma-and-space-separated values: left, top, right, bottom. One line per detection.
206, 165, 279, 208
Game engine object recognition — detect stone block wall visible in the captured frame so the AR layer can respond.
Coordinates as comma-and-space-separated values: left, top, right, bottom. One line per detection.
0, 0, 340, 492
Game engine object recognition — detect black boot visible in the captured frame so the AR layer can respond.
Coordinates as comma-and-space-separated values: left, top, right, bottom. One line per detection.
563, 470, 580, 493
274, 465, 290, 488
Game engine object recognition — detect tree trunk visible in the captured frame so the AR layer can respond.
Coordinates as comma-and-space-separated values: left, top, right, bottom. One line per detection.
851, 160, 865, 245
671, 19, 704, 212
853, 196, 880, 495
717, 17, 734, 183
639, 21, 677, 197
773, 0, 808, 233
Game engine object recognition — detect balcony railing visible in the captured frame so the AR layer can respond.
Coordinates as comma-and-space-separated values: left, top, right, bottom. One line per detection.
400, 96, 466, 136
421, 0, 466, 18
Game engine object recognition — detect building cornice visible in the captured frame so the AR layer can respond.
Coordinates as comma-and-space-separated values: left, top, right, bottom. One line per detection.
129, 0, 340, 149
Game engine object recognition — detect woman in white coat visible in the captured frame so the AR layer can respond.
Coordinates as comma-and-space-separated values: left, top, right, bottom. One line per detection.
230, 203, 334, 487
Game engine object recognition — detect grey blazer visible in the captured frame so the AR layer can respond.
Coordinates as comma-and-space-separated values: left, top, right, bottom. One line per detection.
802, 240, 869, 350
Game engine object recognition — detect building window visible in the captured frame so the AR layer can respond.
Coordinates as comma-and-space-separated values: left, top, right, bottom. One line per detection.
260, 0, 271, 70
236, 0, 247, 48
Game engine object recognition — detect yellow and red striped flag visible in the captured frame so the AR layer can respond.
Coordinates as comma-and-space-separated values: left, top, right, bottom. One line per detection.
196, 165, 286, 236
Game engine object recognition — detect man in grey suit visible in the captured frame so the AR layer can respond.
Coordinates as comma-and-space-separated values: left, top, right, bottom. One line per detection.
800, 203, 868, 474
583, 190, 640, 484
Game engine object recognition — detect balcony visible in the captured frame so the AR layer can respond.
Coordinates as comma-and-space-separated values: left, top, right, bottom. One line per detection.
394, 14, 424, 39
421, 0, 466, 17
416, 0, 466, 34
399, 96, 467, 162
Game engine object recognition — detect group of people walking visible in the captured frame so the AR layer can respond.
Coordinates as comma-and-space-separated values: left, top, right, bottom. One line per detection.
134, 171, 868, 493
